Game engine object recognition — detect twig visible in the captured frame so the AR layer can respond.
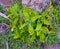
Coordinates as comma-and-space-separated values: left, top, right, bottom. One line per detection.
6, 41, 9, 49
0, 12, 9, 19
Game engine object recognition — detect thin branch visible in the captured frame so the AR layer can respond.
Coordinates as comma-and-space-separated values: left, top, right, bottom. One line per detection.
0, 12, 9, 19
6, 41, 9, 49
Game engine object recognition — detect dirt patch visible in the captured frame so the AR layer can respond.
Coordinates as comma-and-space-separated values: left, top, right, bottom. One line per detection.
43, 44, 60, 49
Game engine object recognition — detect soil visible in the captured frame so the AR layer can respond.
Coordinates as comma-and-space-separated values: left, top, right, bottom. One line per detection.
44, 44, 60, 49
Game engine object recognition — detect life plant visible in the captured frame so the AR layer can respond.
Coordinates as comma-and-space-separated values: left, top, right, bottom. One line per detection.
0, 5, 3, 12
55, 5, 60, 24
6, 3, 58, 46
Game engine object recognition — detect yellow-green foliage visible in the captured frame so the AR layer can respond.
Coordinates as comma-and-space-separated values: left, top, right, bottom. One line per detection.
7, 4, 58, 45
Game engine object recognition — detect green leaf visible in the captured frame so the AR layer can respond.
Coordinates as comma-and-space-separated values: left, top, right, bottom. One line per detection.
42, 27, 49, 34
29, 34, 35, 42
35, 20, 42, 31
13, 29, 20, 39
7, 4, 20, 17
51, 6, 58, 16
36, 30, 41, 36
31, 15, 41, 22
23, 11, 30, 21
10, 18, 18, 31
44, 19, 51, 25
40, 33, 45, 42
41, 11, 47, 17
19, 23, 27, 29
13, 34, 20, 39
28, 24, 34, 35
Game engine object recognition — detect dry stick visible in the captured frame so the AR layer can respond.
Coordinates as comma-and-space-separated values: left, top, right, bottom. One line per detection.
6, 41, 9, 49
0, 12, 9, 19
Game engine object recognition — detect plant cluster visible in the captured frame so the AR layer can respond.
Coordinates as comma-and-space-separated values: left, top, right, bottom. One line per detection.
6, 3, 58, 46
0, 5, 3, 12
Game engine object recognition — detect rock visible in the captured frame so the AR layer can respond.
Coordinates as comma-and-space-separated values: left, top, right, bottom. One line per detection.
0, 0, 13, 10
57, 31, 60, 38
22, 44, 27, 49
44, 44, 60, 49
0, 23, 9, 34
52, 0, 60, 5
57, 27, 60, 39
22, 0, 50, 13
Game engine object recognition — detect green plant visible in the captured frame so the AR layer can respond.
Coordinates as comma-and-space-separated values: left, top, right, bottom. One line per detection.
0, 5, 5, 13
7, 3, 58, 46
0, 5, 3, 12
55, 5, 60, 24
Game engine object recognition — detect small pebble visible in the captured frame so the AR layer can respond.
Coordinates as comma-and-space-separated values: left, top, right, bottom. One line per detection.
0, 23, 9, 34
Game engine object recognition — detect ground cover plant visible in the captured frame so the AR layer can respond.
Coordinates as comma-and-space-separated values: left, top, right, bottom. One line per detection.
7, 1, 59, 45
0, 0, 60, 49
